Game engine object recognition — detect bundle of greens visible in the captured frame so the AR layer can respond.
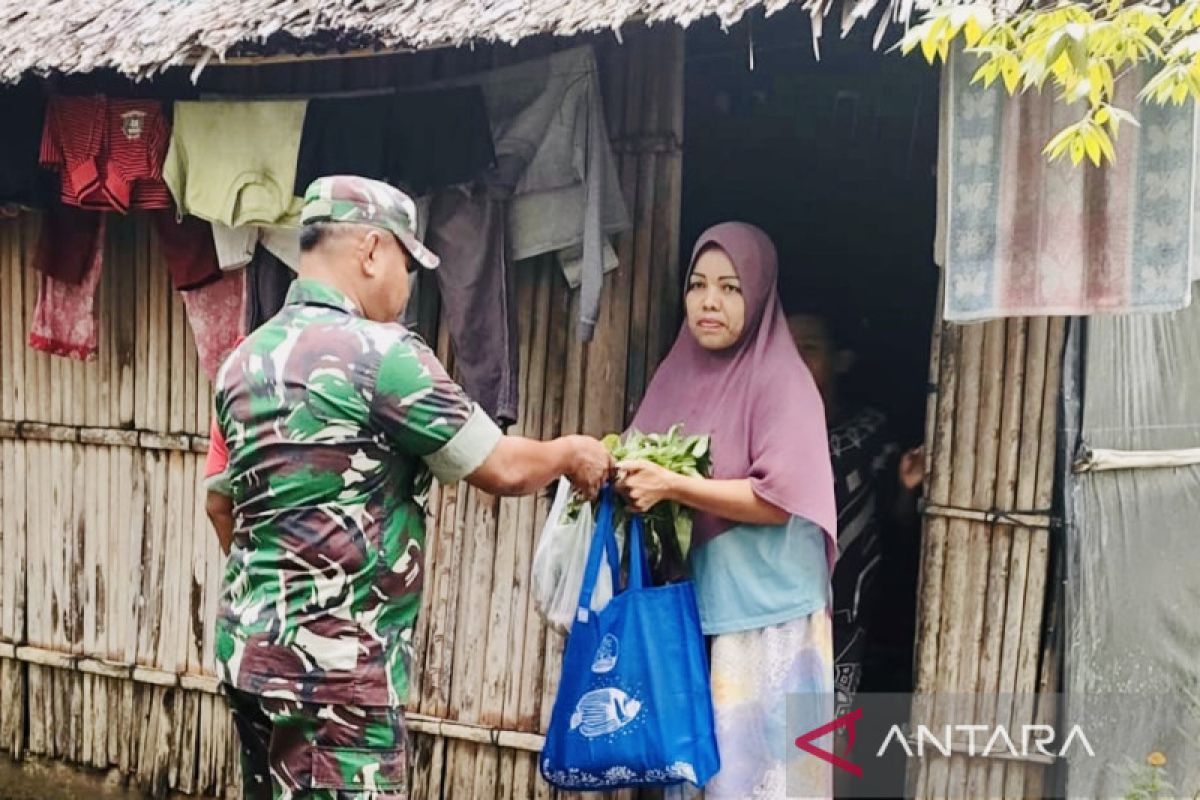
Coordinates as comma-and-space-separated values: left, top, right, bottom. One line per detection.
564, 426, 712, 582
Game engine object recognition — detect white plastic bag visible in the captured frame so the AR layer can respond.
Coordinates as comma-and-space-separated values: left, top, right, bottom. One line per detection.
532, 478, 616, 633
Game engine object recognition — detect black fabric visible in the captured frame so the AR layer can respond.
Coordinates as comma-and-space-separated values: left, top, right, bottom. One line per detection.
293, 96, 392, 195
0, 82, 55, 207
33, 202, 103, 284
388, 87, 496, 197
154, 211, 222, 291
244, 246, 295, 332
224, 686, 274, 800
829, 406, 900, 716
294, 87, 496, 198
425, 181, 519, 428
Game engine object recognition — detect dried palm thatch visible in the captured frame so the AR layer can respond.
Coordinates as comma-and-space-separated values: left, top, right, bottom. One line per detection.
0, 0, 920, 84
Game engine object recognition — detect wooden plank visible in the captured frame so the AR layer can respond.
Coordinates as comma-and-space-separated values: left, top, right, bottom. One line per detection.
1005, 317, 1065, 798
81, 446, 98, 767
115, 219, 136, 428
81, 265, 97, 429
512, 268, 570, 800
450, 489, 497, 796
161, 450, 188, 673
993, 316, 1048, 799
25, 246, 45, 426
0, 657, 25, 755
145, 224, 164, 432
500, 265, 552, 798
27, 665, 46, 755
473, 274, 537, 795
61, 444, 81, 762
1, 220, 10, 420
154, 223, 172, 433
96, 227, 113, 429
49, 309, 64, 425
197, 694, 215, 795
2, 440, 26, 647
441, 479, 479, 800
419, 479, 465, 720
25, 442, 46, 756
912, 321, 962, 799
913, 322, 959, 689
1, 221, 15, 420
170, 283, 186, 433
136, 451, 163, 667
933, 322, 984, 797
189, 454, 209, 674
957, 320, 1006, 799
49, 441, 65, 655
184, 290, 201, 434
625, 29, 683, 418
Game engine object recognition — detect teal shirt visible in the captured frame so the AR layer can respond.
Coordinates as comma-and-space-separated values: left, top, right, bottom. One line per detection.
689, 516, 830, 636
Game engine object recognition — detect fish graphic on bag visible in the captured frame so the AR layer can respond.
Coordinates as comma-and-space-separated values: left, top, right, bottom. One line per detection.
569, 687, 642, 738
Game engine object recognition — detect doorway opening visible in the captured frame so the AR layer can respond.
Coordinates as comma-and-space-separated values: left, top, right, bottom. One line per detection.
681, 13, 940, 792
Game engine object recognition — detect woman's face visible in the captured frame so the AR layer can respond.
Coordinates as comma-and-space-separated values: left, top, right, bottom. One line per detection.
685, 247, 746, 351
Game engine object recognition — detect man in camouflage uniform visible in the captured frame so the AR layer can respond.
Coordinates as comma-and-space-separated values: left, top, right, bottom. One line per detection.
210, 176, 612, 799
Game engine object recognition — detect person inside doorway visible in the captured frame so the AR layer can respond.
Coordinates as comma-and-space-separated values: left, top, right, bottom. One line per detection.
787, 303, 925, 720
616, 222, 838, 799
204, 175, 612, 800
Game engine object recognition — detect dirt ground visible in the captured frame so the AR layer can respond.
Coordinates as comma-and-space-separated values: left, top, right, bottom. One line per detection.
0, 756, 200, 800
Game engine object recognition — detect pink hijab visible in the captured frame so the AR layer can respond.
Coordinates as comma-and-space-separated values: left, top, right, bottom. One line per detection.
631, 222, 837, 554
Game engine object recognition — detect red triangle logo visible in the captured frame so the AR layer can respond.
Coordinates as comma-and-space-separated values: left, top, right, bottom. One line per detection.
794, 707, 864, 778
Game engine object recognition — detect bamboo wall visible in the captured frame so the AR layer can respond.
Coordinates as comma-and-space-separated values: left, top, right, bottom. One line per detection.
910, 310, 1067, 798
0, 25, 685, 799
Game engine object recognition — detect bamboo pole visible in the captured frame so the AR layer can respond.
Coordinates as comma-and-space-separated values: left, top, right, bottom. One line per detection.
642, 31, 685, 396
445, 486, 482, 798
1, 221, 14, 421
1006, 316, 1065, 798
493, 264, 544, 798
456, 489, 500, 795
471, 253, 544, 793
994, 316, 1049, 799
512, 266, 570, 800
980, 318, 1029, 799
169, 265, 186, 433
116, 222, 136, 429
81, 445, 98, 767
912, 319, 960, 799
957, 320, 1006, 799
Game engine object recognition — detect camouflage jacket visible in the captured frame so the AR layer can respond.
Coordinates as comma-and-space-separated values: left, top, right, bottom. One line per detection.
213, 278, 502, 707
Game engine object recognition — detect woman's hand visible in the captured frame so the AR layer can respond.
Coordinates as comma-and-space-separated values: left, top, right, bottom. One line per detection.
898, 446, 926, 492
615, 460, 678, 513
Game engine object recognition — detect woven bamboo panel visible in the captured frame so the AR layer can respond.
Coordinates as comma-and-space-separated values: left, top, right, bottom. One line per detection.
0, 25, 684, 799
910, 311, 1066, 798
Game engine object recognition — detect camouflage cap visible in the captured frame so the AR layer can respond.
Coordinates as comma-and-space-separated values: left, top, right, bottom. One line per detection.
301, 175, 440, 270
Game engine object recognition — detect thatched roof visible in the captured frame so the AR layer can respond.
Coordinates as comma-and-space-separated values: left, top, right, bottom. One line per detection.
0, 0, 907, 84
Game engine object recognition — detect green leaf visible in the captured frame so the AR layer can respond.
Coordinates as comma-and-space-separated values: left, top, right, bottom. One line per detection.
1070, 137, 1086, 165
1098, 128, 1117, 162
1084, 129, 1103, 165
1044, 125, 1077, 160
1002, 58, 1022, 93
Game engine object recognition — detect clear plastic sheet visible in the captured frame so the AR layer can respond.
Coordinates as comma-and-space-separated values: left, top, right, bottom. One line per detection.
1065, 286, 1200, 798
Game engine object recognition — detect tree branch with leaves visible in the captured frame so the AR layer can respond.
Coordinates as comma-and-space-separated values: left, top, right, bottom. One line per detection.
899, 0, 1200, 165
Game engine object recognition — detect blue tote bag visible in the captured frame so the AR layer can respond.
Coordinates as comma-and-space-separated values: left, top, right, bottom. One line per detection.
540, 488, 720, 791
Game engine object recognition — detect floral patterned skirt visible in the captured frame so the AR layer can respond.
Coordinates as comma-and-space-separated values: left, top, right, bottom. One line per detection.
670, 611, 834, 800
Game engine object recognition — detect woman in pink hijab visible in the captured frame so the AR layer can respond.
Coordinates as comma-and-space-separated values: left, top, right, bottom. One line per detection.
617, 222, 837, 799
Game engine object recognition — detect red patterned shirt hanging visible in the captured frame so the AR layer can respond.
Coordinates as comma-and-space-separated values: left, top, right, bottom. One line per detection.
40, 95, 172, 212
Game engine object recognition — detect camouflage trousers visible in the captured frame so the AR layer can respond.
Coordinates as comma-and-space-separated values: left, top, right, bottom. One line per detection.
225, 685, 409, 800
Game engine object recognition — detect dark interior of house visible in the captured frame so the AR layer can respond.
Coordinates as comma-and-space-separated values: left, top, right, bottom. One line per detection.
682, 14, 940, 793
683, 9, 939, 447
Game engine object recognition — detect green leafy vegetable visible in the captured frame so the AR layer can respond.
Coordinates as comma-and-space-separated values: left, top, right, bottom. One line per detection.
564, 426, 712, 582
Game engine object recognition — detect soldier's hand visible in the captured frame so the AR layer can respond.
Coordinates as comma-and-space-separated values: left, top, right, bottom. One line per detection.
563, 436, 614, 500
